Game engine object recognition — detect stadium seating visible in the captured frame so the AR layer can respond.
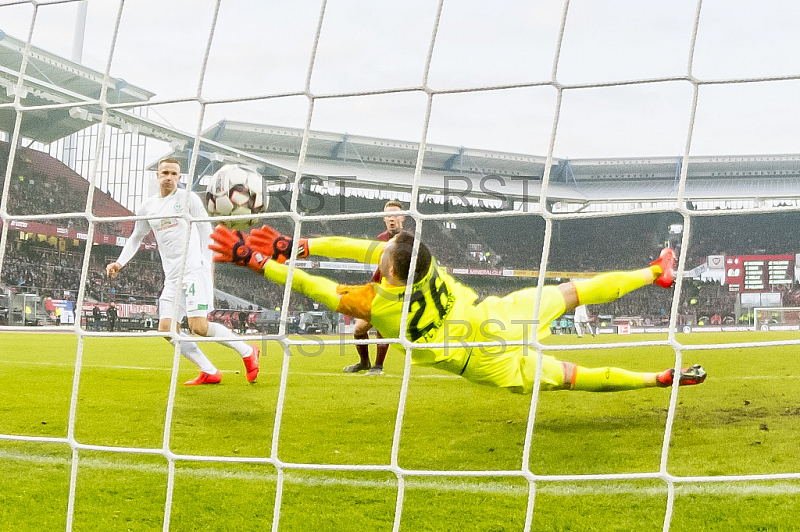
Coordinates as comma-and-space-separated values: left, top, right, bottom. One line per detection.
5, 145, 800, 325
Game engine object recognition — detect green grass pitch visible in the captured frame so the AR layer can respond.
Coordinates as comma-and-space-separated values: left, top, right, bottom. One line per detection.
2, 331, 800, 531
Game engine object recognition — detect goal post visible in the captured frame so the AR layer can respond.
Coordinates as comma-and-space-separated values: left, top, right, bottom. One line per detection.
753, 307, 800, 332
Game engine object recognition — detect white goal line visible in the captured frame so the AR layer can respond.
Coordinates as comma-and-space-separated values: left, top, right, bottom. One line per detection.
1, 358, 797, 381
3, 449, 800, 497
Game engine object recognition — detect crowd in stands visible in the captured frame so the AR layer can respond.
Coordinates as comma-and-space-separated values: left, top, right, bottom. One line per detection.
5, 147, 800, 326
0, 239, 162, 304
5, 199, 800, 324
213, 263, 370, 314
214, 265, 299, 311
93, 255, 163, 305
1, 142, 134, 237
2, 238, 88, 300
2, 144, 88, 217
688, 212, 800, 260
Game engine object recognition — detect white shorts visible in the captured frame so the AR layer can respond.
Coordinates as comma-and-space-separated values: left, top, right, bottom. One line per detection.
159, 269, 215, 320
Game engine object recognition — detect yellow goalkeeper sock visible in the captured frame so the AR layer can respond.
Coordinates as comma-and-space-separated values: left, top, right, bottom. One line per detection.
571, 366, 655, 392
573, 268, 655, 305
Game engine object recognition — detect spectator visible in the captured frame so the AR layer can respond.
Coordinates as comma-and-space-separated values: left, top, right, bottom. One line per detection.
92, 305, 102, 331
344, 199, 406, 376
106, 304, 118, 332
238, 309, 248, 334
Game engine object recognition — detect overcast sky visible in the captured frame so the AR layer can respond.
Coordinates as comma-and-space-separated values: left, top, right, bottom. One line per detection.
2, 0, 800, 159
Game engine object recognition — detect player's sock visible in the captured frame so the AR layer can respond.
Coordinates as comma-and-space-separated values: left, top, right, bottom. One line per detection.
206, 322, 252, 357
172, 334, 217, 374
354, 331, 371, 365
375, 342, 388, 367
570, 366, 650, 392
573, 269, 655, 305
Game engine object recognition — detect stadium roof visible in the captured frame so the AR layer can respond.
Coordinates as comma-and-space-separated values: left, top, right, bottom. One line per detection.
0, 29, 296, 176
0, 29, 154, 143
3, 26, 800, 210
201, 120, 548, 177
159, 120, 800, 208
565, 155, 800, 204
164, 120, 576, 203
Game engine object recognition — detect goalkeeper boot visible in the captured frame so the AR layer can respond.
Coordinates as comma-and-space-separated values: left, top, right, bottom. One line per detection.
184, 370, 222, 386
243, 345, 260, 383
343, 362, 371, 373
651, 247, 677, 288
656, 364, 707, 387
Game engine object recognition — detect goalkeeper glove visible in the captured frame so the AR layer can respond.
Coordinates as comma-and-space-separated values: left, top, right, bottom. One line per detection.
248, 225, 309, 264
209, 225, 270, 273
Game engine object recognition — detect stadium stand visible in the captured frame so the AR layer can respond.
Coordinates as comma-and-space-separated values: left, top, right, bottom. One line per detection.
5, 145, 800, 328
1, 144, 162, 322
1, 141, 135, 233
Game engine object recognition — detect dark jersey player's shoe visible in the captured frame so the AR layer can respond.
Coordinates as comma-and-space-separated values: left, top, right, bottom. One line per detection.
651, 247, 677, 288
343, 362, 371, 373
364, 365, 384, 376
657, 364, 707, 387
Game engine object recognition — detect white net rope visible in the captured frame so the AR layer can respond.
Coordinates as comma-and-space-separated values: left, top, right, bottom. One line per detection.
2, 1, 800, 531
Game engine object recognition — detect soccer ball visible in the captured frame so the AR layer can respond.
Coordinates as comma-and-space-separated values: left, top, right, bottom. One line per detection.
205, 164, 268, 230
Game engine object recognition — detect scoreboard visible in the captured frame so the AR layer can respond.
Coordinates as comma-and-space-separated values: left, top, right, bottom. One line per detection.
725, 255, 795, 292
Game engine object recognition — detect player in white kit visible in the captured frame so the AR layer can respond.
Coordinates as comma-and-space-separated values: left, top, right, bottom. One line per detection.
573, 304, 595, 338
106, 158, 260, 385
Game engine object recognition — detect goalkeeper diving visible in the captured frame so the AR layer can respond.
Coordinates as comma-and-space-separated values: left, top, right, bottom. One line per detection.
209, 225, 706, 394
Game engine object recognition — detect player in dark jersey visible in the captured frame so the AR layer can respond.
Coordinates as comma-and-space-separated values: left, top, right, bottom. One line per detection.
344, 200, 406, 376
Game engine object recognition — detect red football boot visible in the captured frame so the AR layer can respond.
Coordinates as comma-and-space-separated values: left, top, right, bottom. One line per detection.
656, 364, 707, 387
651, 247, 677, 288
184, 370, 222, 386
243, 345, 260, 383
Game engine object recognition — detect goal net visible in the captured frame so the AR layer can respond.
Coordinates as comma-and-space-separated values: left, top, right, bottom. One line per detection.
2, 1, 800, 531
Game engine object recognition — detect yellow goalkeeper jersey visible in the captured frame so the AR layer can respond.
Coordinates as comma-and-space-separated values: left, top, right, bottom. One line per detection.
366, 258, 478, 376
262, 236, 567, 393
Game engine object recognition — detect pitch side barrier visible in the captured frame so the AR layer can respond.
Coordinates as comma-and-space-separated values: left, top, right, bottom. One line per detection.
599, 325, 794, 334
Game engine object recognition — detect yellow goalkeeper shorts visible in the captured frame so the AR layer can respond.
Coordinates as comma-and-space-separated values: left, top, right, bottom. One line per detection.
477, 285, 566, 341
461, 286, 567, 394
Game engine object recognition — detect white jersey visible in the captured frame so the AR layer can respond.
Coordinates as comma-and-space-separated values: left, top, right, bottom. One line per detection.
574, 304, 590, 323
116, 188, 213, 284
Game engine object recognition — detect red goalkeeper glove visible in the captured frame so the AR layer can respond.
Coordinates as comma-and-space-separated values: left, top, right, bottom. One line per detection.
209, 225, 270, 273
248, 225, 309, 264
